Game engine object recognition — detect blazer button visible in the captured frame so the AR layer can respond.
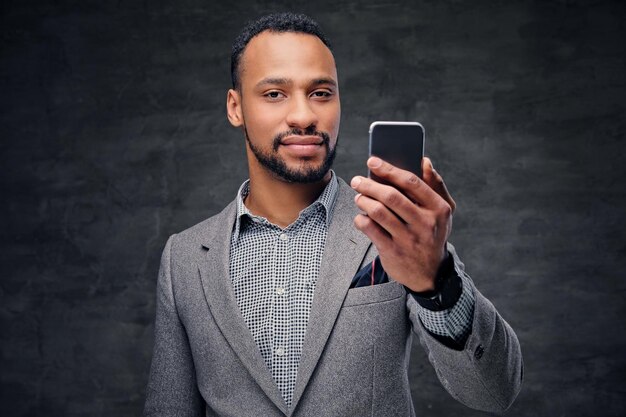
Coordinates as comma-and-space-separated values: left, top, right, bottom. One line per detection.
474, 345, 484, 360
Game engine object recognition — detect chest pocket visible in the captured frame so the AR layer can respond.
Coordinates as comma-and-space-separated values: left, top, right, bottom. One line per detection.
343, 281, 405, 307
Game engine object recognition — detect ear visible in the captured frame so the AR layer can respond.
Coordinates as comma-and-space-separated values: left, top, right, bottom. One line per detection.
226, 89, 244, 127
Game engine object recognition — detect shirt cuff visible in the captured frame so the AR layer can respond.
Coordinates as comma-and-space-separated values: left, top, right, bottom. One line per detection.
415, 271, 475, 345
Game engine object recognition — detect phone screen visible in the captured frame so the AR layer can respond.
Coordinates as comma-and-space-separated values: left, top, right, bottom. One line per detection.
368, 121, 425, 183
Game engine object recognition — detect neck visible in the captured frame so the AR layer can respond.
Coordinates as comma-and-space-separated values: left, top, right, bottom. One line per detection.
245, 167, 331, 229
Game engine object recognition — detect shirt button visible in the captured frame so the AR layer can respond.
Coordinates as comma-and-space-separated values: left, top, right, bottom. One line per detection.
275, 347, 286, 356
279, 233, 288, 241
276, 287, 286, 296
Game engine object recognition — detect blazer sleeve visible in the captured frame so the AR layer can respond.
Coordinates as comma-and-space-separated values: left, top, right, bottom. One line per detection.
407, 243, 523, 414
144, 235, 204, 417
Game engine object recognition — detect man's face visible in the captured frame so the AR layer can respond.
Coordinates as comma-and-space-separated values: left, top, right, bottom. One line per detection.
227, 31, 341, 183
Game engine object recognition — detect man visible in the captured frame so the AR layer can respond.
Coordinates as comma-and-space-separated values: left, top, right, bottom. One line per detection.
144, 12, 522, 417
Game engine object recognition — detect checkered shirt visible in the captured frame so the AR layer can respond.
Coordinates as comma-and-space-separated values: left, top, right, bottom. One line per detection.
229, 171, 475, 406
229, 172, 338, 407
415, 263, 475, 345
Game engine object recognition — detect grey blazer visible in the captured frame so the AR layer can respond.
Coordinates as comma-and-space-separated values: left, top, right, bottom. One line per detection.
144, 179, 523, 417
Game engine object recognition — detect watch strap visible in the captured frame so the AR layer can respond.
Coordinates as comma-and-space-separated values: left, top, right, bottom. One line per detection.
408, 251, 463, 311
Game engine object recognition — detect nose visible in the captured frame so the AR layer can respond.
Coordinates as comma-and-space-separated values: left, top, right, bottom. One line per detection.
285, 94, 318, 130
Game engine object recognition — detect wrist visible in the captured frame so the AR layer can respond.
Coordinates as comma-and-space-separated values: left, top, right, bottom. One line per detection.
407, 251, 462, 311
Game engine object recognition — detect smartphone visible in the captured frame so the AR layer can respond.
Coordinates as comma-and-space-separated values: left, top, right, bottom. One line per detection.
368, 121, 425, 183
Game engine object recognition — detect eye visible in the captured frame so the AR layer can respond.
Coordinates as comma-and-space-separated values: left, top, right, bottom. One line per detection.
264, 91, 285, 100
310, 90, 333, 99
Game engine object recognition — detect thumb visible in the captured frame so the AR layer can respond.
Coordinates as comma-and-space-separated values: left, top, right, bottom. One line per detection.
422, 157, 456, 214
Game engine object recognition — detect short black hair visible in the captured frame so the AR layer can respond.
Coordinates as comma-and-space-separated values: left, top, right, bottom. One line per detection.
230, 12, 332, 90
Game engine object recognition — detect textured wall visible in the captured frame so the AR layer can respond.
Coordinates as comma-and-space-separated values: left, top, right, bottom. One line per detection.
1, 1, 624, 416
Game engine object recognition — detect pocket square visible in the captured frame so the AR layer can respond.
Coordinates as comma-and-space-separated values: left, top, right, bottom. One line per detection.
350, 256, 389, 288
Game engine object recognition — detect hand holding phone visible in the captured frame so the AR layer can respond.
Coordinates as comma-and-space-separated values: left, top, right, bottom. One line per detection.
353, 121, 454, 293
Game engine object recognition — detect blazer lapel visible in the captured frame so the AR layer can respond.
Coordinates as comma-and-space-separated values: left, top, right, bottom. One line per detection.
289, 180, 372, 411
197, 201, 288, 415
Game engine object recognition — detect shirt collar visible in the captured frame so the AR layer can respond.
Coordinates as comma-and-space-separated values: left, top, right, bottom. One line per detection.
232, 170, 339, 239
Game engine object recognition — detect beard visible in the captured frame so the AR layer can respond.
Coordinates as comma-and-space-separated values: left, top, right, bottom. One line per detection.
245, 126, 337, 184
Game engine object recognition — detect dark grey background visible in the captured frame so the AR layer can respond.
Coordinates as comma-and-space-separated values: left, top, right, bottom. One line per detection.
1, 0, 624, 416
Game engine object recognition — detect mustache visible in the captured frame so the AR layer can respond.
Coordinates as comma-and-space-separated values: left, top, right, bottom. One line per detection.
272, 127, 331, 151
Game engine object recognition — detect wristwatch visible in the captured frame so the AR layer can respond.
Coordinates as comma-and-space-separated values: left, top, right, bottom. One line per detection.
407, 251, 463, 312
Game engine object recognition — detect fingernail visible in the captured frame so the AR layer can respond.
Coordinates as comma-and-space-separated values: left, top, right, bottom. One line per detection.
368, 156, 382, 168
351, 176, 362, 188
354, 193, 361, 203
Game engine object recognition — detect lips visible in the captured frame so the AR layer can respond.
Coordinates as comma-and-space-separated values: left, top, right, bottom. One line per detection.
280, 135, 324, 146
